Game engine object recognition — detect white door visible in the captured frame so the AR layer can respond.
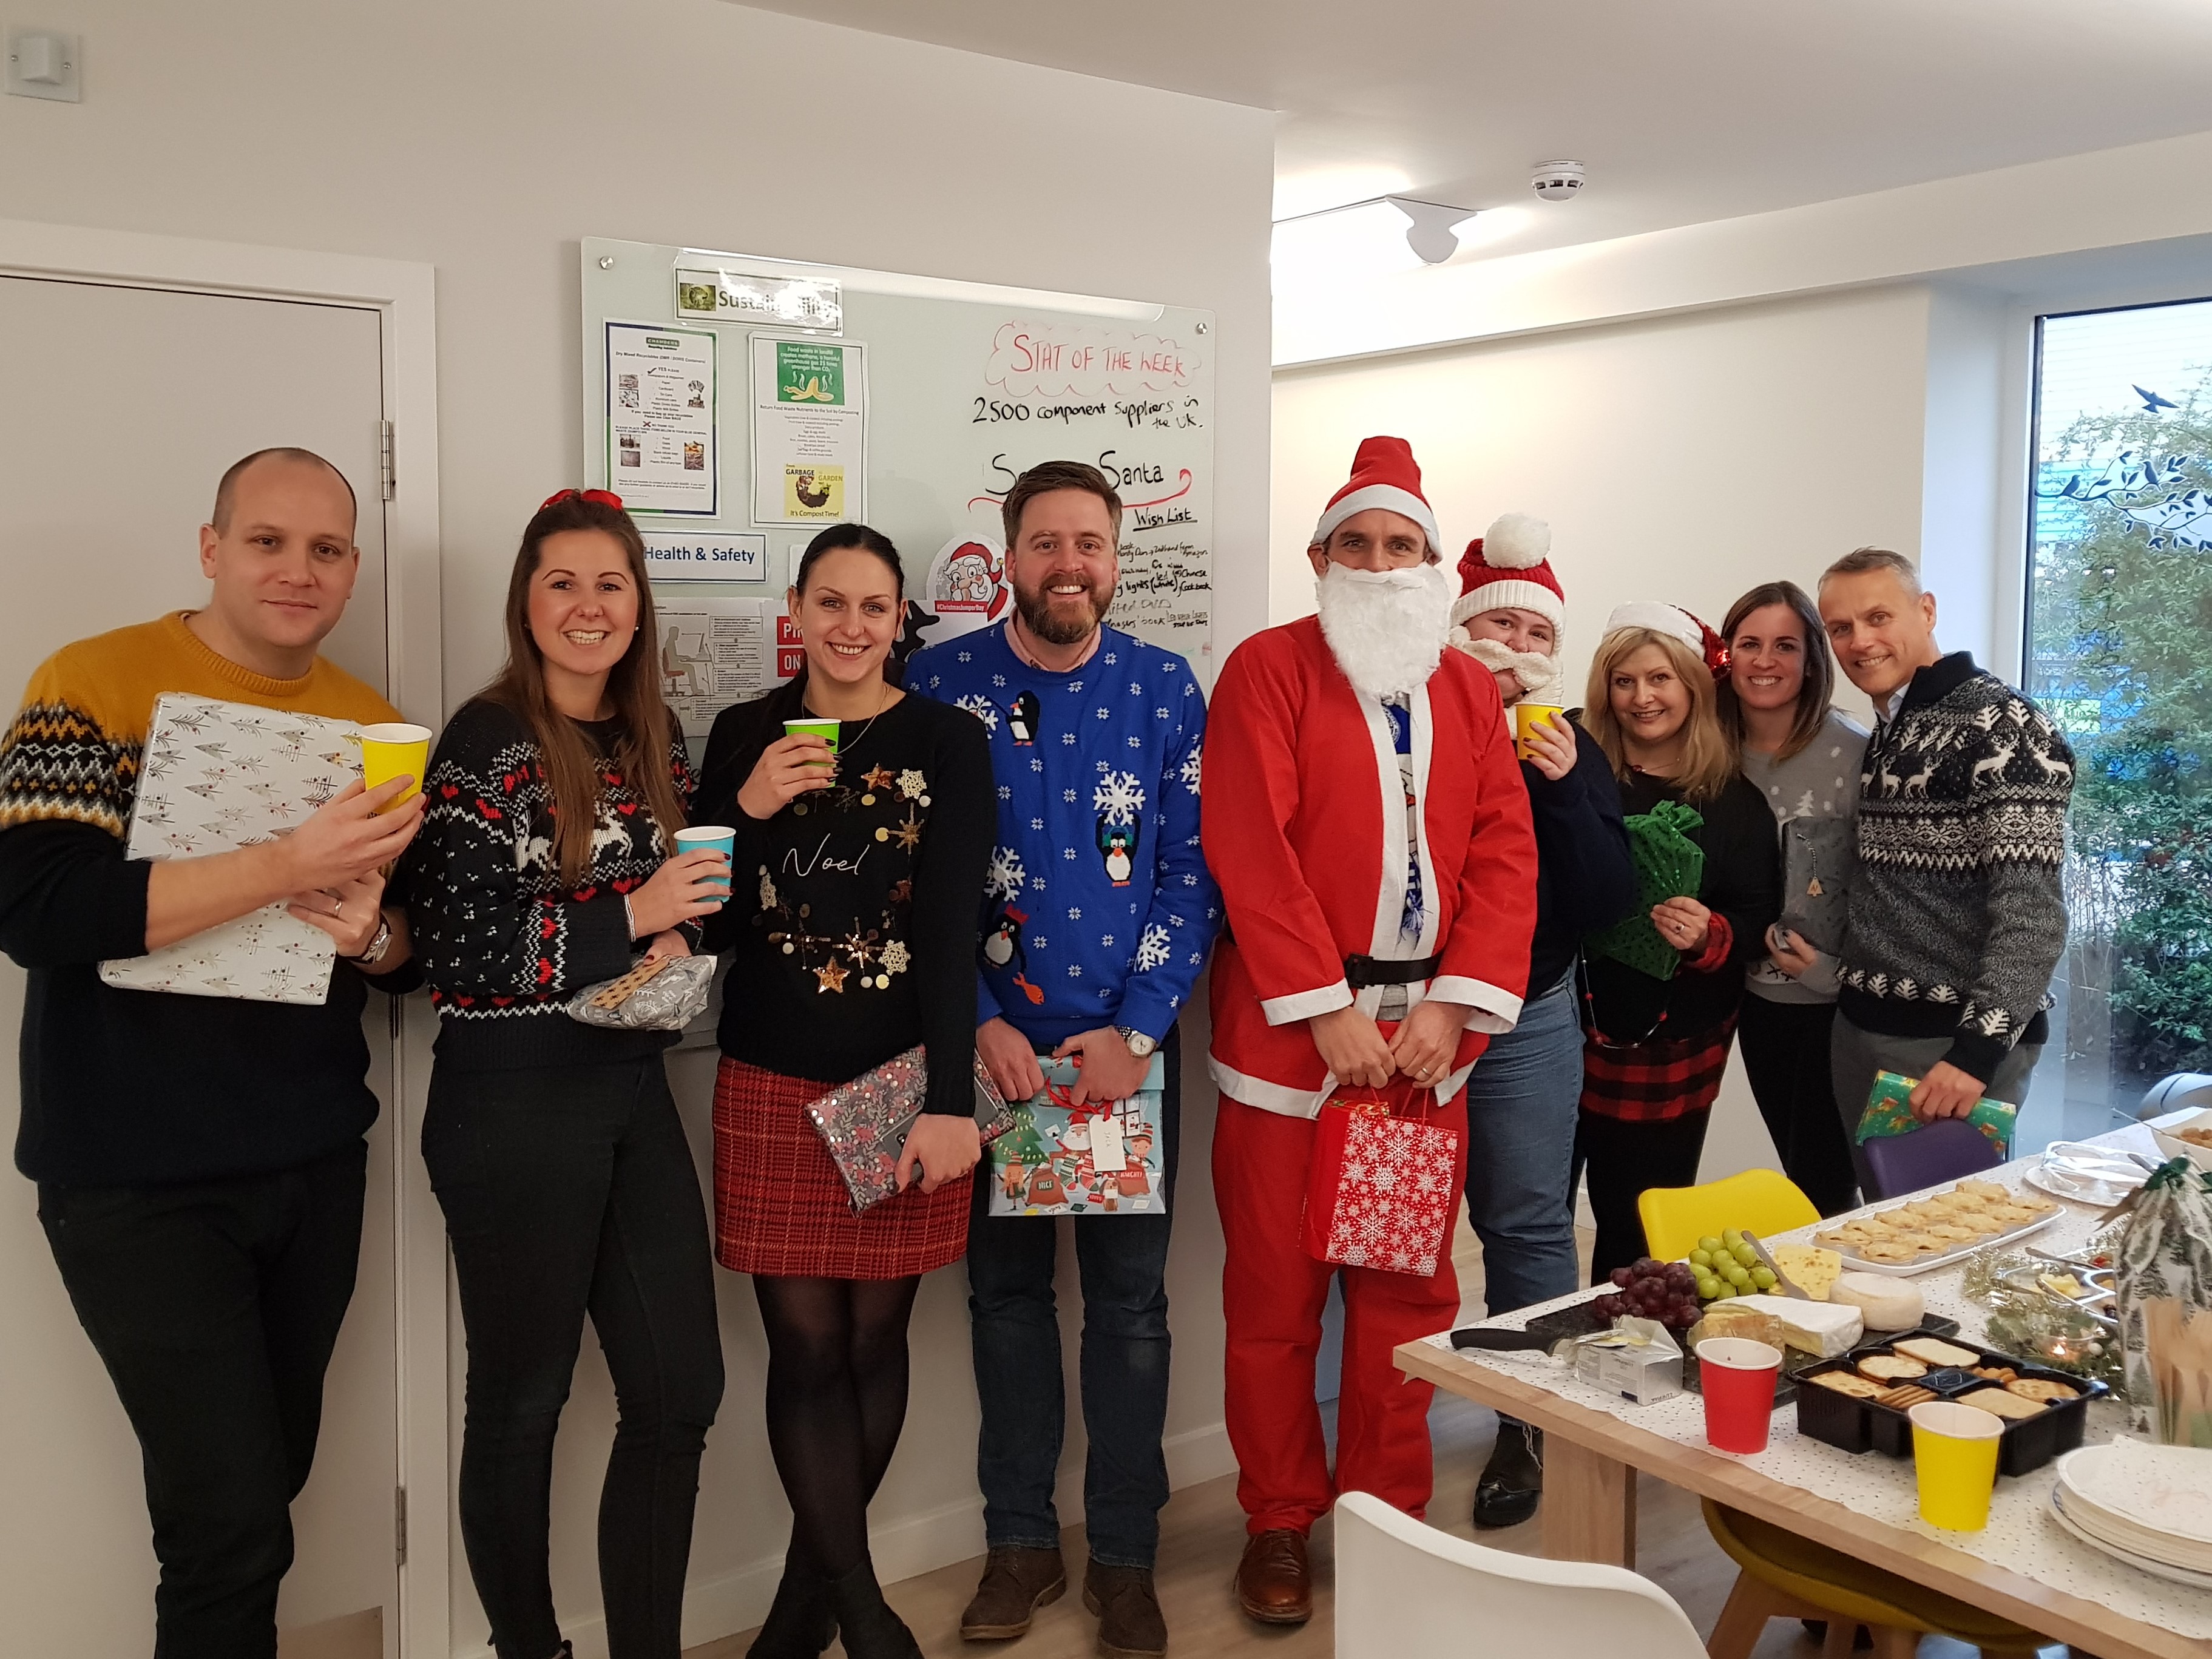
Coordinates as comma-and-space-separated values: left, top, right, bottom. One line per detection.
0, 276, 399, 1655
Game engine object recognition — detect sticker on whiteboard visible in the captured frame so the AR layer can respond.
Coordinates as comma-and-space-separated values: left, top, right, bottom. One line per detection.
925, 534, 1009, 640
784, 464, 844, 520
642, 532, 766, 583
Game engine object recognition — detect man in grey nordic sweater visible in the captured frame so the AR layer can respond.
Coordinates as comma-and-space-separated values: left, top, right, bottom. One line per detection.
1817, 548, 2074, 1194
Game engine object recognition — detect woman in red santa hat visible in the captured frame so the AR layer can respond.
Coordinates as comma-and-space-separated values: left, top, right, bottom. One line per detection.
1445, 520, 1639, 1528
1202, 436, 1535, 1627
1573, 605, 1781, 1282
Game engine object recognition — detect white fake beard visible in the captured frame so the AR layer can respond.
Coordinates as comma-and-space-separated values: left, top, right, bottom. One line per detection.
1314, 561, 1454, 701
1450, 630, 1565, 704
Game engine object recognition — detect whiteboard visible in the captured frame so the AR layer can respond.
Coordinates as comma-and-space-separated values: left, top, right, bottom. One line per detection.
581, 237, 1216, 672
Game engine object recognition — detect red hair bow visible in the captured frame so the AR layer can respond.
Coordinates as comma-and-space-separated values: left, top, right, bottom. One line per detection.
539, 487, 624, 511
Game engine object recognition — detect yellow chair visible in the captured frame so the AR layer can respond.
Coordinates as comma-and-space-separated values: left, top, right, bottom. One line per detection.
1636, 1167, 1818, 1263
1702, 1499, 2044, 1659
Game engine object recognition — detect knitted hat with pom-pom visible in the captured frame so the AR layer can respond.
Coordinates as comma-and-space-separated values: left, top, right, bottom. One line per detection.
1450, 513, 1564, 632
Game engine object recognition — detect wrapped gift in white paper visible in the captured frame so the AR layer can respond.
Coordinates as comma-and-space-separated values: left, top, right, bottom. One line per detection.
98, 694, 366, 1005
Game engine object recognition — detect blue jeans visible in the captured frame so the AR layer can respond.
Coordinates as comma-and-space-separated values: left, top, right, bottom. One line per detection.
1461, 979, 1583, 1317
966, 1027, 1180, 1570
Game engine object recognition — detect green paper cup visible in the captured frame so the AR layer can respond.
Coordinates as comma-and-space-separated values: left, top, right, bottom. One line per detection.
357, 722, 432, 810
783, 717, 839, 768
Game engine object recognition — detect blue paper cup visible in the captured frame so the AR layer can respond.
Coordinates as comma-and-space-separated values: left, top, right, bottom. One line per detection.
674, 826, 735, 903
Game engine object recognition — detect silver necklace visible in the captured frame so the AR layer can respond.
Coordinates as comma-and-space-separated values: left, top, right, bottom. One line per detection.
805, 678, 894, 753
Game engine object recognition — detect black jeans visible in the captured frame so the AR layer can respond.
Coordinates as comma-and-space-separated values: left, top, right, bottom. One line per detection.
1736, 996, 1861, 1217
38, 1140, 368, 1659
1572, 1108, 1711, 1283
966, 1026, 1180, 1570
424, 1055, 725, 1659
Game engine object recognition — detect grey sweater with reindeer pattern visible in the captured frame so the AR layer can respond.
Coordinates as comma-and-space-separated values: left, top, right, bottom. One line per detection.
1836, 652, 2074, 1084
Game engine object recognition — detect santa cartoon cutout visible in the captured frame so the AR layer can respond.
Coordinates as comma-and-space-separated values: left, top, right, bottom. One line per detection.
1202, 435, 1536, 1627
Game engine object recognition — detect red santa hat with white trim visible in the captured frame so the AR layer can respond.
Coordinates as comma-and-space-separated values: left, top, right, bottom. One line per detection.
1603, 601, 1731, 680
1309, 435, 1442, 558
1450, 513, 1564, 632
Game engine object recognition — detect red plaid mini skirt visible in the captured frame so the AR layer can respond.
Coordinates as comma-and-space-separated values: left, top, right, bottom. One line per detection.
1578, 1019, 1738, 1124
712, 1056, 969, 1279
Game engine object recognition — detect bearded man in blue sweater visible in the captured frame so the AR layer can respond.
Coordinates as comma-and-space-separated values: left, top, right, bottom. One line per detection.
910, 460, 1217, 1659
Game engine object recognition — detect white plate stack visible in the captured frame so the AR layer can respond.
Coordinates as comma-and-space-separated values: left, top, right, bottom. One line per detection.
2049, 1439, 2212, 1589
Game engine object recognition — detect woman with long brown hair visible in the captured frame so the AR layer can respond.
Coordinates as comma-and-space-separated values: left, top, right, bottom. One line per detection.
1573, 604, 1781, 1280
1720, 579, 1867, 1216
402, 489, 730, 1659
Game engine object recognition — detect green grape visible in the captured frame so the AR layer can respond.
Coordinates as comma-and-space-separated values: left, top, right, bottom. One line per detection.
1697, 1235, 1723, 1255
1722, 1229, 1743, 1248
1725, 1265, 1751, 1287
1688, 1249, 1713, 1269
1696, 1277, 1722, 1300
1750, 1266, 1777, 1289
1732, 1243, 1759, 1267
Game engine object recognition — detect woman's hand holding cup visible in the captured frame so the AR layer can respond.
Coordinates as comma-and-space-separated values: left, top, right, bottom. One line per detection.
737, 734, 836, 820
627, 848, 730, 938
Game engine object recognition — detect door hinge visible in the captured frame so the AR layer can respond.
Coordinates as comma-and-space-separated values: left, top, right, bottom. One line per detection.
394, 1485, 408, 1566
379, 421, 397, 502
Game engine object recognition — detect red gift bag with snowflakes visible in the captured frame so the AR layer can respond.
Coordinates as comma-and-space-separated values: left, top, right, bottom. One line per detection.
1300, 1082, 1459, 1277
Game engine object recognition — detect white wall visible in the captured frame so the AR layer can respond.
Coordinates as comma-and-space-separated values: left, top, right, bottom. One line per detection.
0, 3, 1273, 1654
1272, 285, 1949, 1180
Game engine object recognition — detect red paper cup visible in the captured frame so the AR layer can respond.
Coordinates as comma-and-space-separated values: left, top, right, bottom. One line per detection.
1695, 1337, 1784, 1453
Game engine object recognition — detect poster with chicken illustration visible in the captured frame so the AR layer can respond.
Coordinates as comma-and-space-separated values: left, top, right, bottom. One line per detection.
753, 335, 866, 525
986, 1053, 1168, 1218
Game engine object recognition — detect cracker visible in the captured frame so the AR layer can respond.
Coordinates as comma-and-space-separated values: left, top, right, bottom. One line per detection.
1876, 1383, 1936, 1410
1958, 1387, 2049, 1420
1859, 1354, 1929, 1382
2006, 1377, 2078, 1403
1808, 1371, 1882, 1399
1895, 1337, 1981, 1368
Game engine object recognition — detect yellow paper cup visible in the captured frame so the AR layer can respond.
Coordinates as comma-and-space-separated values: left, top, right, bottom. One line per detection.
357, 723, 432, 809
1908, 1400, 2003, 1530
1514, 702, 1566, 761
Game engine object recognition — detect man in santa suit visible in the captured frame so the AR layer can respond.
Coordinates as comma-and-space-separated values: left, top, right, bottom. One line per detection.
1202, 436, 1537, 1625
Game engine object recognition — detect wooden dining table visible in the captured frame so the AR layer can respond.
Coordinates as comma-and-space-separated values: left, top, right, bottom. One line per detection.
1397, 1116, 2211, 1659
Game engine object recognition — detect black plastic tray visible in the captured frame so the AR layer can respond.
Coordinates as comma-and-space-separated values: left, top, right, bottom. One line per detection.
1793, 1325, 2107, 1476
1521, 1294, 1957, 1406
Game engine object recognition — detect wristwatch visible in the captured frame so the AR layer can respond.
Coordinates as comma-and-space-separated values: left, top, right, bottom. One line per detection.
350, 914, 394, 969
1115, 1024, 1157, 1059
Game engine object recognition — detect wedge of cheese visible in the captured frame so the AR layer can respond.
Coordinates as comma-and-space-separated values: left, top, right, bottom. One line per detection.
1722, 1294, 1865, 1357
1768, 1243, 1842, 1301
1828, 1272, 1924, 1331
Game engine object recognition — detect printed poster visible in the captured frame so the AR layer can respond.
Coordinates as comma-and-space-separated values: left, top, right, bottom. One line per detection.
606, 322, 717, 515
654, 596, 797, 738
752, 335, 865, 525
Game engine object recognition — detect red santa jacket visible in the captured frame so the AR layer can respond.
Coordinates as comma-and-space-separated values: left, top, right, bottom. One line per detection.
1202, 616, 1537, 1118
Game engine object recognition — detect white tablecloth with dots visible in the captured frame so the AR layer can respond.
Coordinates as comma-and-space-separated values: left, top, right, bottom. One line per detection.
1422, 1162, 2212, 1641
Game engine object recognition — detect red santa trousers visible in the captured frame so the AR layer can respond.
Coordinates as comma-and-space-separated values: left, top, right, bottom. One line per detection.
1213, 1089, 1468, 1536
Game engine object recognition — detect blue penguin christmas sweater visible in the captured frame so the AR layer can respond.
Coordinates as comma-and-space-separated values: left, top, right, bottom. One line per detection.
908, 621, 1220, 1047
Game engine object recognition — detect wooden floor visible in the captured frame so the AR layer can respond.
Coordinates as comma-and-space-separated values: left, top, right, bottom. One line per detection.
689, 1218, 2065, 1659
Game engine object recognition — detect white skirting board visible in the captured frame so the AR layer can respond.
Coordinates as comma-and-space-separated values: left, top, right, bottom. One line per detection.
452, 1421, 1239, 1659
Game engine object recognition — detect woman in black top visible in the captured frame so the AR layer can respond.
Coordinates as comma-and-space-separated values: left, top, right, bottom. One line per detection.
402, 490, 731, 1659
697, 525, 993, 1659
1572, 604, 1782, 1280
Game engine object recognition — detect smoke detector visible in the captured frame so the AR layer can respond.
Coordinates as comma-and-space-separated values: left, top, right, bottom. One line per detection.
1530, 160, 1586, 203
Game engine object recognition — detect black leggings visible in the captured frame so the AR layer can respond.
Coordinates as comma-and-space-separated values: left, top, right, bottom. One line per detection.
753, 1275, 924, 1577
424, 1055, 725, 1659
1573, 1109, 1712, 1283
1736, 996, 1861, 1217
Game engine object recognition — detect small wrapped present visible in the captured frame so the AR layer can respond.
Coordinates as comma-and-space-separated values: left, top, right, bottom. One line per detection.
1584, 798, 1705, 981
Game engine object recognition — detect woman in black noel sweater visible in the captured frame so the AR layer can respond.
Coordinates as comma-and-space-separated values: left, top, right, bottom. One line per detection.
696, 525, 993, 1659
401, 491, 731, 1659
1572, 604, 1781, 1281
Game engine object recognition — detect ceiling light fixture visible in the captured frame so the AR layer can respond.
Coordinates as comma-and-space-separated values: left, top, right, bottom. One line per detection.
1271, 195, 1481, 266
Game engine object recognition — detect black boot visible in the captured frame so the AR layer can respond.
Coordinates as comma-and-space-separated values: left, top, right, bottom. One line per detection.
749, 1554, 837, 1658
828, 1558, 921, 1659
1474, 1417, 1543, 1529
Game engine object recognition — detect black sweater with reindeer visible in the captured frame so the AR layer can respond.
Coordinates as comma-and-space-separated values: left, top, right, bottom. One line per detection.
697, 689, 995, 1117
399, 698, 696, 1072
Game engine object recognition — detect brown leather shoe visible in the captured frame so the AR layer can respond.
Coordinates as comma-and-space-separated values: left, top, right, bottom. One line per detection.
1234, 1529, 1311, 1625
959, 1546, 1067, 1640
1083, 1560, 1167, 1658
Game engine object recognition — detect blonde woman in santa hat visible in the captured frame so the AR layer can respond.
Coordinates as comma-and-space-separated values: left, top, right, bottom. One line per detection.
1573, 605, 1781, 1282
1446, 519, 1637, 1529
